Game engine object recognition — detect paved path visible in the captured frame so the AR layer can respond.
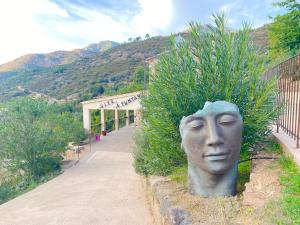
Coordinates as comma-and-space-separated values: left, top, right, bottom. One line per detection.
0, 126, 153, 225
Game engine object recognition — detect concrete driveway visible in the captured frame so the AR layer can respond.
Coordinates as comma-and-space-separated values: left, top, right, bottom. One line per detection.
0, 126, 153, 225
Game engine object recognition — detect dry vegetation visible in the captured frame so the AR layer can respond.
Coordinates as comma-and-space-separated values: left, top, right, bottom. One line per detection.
164, 151, 295, 225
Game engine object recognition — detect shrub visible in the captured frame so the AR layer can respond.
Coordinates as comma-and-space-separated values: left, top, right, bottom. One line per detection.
268, 0, 300, 59
0, 97, 85, 179
134, 14, 278, 176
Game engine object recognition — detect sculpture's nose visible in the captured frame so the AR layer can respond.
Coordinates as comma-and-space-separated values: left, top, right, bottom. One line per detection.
206, 120, 224, 147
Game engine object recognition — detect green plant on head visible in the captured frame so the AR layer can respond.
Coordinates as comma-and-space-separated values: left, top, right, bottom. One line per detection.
134, 14, 278, 176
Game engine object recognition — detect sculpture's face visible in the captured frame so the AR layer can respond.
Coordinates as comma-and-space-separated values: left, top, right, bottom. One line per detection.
180, 102, 243, 175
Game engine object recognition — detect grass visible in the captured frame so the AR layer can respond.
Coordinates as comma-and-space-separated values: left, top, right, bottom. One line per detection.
256, 140, 300, 224
277, 156, 300, 223
169, 166, 188, 185
255, 138, 300, 223
263, 139, 282, 154
237, 159, 251, 194
169, 153, 251, 194
168, 139, 300, 224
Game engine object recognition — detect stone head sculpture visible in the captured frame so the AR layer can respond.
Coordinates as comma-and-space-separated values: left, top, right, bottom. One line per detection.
179, 101, 243, 197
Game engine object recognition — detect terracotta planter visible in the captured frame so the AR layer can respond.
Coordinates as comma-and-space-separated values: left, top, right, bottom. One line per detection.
101, 130, 107, 136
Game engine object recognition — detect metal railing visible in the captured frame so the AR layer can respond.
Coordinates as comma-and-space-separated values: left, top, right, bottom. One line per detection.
264, 53, 300, 147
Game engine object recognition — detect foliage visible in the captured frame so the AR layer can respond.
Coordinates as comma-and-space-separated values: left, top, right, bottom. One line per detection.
103, 110, 116, 132
0, 97, 85, 179
90, 85, 105, 97
169, 166, 188, 184
133, 65, 149, 85
116, 83, 143, 95
0, 171, 60, 204
91, 110, 101, 134
0, 27, 268, 103
90, 108, 130, 135
277, 156, 300, 223
268, 0, 300, 59
106, 65, 149, 95
134, 14, 278, 175
237, 152, 251, 193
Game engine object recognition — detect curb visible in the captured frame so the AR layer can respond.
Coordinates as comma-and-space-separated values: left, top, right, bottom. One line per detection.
61, 159, 80, 171
141, 176, 190, 225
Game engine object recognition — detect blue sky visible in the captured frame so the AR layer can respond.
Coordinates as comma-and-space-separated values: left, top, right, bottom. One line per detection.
0, 0, 285, 65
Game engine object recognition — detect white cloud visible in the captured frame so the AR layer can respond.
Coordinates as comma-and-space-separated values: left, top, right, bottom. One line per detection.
218, 1, 238, 14
132, 0, 174, 35
0, 0, 174, 65
0, 0, 75, 65
217, 0, 278, 28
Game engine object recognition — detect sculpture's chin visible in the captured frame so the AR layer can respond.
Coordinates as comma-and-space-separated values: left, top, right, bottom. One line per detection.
203, 160, 235, 175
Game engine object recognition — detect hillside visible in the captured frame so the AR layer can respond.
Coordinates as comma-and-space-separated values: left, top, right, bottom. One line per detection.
0, 41, 119, 72
0, 37, 169, 102
0, 26, 268, 103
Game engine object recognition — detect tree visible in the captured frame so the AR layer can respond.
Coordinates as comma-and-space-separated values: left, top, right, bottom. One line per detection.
135, 36, 142, 42
91, 85, 105, 97
145, 34, 150, 39
115, 65, 149, 95
134, 14, 278, 176
0, 98, 85, 179
128, 37, 133, 42
268, 0, 300, 59
133, 65, 149, 85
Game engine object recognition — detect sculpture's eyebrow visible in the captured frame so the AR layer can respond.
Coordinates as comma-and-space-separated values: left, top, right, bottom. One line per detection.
216, 112, 240, 118
185, 115, 204, 124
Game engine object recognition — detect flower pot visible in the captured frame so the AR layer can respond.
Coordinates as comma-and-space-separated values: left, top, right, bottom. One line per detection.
95, 134, 101, 141
101, 130, 107, 136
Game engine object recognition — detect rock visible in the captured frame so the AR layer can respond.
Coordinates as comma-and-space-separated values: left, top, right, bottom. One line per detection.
167, 208, 190, 225
143, 176, 191, 225
67, 142, 84, 151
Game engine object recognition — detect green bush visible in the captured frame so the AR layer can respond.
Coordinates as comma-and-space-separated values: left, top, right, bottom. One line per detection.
0, 172, 60, 204
268, 0, 300, 59
134, 14, 278, 176
0, 97, 85, 179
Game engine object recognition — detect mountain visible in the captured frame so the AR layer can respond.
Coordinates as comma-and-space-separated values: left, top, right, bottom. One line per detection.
0, 41, 120, 72
0, 37, 170, 102
82, 40, 119, 53
0, 26, 268, 103
250, 25, 268, 52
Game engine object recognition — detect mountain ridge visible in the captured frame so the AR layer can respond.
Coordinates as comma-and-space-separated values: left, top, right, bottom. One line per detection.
0, 36, 170, 102
0, 40, 120, 72
0, 25, 268, 103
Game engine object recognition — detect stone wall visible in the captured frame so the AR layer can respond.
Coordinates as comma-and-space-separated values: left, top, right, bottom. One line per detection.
141, 176, 190, 225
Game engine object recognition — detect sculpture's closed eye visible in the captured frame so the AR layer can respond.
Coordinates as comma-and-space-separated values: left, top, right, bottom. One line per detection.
188, 120, 204, 129
218, 114, 237, 125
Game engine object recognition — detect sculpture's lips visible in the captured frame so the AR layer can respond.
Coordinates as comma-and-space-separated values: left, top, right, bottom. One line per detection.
204, 152, 229, 161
